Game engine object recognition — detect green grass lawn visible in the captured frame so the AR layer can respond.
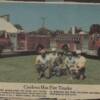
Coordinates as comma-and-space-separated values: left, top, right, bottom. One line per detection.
0, 55, 100, 84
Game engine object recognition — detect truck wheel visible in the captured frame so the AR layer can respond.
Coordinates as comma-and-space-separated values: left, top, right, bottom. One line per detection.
36, 44, 44, 53
0, 45, 4, 55
97, 48, 100, 57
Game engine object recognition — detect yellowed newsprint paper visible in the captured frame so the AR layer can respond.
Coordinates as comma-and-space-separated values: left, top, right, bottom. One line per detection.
0, 1, 100, 100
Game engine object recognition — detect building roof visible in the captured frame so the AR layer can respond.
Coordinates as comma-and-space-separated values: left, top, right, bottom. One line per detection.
0, 17, 18, 33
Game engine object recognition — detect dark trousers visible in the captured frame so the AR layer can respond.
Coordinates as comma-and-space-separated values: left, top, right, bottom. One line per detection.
36, 64, 47, 79
78, 67, 86, 80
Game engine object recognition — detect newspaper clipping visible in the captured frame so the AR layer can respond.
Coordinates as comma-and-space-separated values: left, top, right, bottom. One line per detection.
0, 1, 100, 99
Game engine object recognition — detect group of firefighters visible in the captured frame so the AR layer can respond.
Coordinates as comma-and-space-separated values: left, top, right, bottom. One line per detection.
35, 48, 87, 80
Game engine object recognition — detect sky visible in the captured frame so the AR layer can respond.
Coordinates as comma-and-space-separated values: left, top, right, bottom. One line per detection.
0, 3, 100, 32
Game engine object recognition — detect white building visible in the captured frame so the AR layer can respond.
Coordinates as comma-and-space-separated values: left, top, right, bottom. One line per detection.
0, 16, 18, 33
0, 15, 22, 50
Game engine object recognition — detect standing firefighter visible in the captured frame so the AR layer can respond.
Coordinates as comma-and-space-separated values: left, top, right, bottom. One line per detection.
76, 51, 87, 80
35, 49, 48, 79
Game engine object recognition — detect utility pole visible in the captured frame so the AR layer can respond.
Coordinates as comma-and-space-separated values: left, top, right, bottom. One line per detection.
41, 17, 46, 28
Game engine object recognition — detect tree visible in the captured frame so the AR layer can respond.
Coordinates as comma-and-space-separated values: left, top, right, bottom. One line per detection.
54, 30, 64, 34
14, 24, 23, 31
37, 27, 52, 35
89, 24, 100, 35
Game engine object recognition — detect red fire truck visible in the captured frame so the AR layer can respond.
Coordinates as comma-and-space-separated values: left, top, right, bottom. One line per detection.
85, 24, 100, 56
17, 33, 50, 52
0, 31, 82, 54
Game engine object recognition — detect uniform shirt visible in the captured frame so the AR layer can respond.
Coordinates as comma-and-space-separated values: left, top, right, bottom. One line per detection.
76, 56, 86, 69
55, 56, 66, 68
35, 55, 49, 65
64, 56, 76, 67
47, 53, 58, 64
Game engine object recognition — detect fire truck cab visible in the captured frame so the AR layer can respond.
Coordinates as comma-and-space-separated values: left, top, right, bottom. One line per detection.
0, 31, 12, 53
88, 33, 100, 56
87, 24, 100, 57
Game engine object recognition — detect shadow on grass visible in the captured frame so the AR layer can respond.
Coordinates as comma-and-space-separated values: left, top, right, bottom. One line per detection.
0, 51, 38, 59
0, 51, 100, 60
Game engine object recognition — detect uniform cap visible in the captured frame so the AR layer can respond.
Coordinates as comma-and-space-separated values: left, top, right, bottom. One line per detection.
40, 49, 46, 54
51, 48, 56, 51
76, 50, 81, 54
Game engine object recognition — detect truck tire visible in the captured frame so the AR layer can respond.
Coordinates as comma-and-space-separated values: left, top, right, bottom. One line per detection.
0, 45, 4, 55
36, 44, 44, 53
97, 48, 100, 57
